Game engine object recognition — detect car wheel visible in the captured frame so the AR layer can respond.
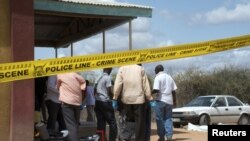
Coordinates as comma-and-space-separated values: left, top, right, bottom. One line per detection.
199, 114, 210, 125
238, 114, 249, 125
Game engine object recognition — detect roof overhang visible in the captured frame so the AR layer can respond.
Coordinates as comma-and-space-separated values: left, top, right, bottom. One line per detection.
34, 0, 152, 48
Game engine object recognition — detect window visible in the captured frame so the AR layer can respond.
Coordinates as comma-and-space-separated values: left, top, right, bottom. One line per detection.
227, 97, 242, 106
185, 96, 215, 107
214, 97, 226, 107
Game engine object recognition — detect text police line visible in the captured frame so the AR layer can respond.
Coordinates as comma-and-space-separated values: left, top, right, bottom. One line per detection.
1, 34, 250, 83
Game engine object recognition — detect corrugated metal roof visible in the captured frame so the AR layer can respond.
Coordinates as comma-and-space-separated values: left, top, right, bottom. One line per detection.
35, 0, 152, 47
59, 0, 152, 9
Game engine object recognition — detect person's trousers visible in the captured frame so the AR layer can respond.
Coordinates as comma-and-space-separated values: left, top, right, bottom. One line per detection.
61, 103, 81, 141
154, 101, 173, 140
95, 100, 117, 141
117, 112, 135, 140
122, 103, 146, 141
145, 102, 151, 141
46, 100, 66, 132
86, 105, 95, 121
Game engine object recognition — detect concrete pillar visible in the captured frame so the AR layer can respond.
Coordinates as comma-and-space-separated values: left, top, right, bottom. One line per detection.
0, 0, 34, 141
0, 0, 11, 140
10, 0, 34, 141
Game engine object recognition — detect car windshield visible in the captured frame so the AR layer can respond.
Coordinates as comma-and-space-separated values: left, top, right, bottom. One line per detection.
185, 96, 215, 107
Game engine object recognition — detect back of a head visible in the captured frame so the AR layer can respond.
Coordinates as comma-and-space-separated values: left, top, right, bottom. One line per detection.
103, 67, 112, 74
86, 80, 89, 86
155, 64, 164, 74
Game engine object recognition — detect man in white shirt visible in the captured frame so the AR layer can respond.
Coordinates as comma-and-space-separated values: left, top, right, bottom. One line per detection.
153, 64, 177, 141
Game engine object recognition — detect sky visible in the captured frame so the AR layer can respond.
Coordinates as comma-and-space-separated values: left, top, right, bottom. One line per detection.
35, 0, 250, 77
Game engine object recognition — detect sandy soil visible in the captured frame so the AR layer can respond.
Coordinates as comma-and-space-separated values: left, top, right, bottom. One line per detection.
80, 108, 208, 141
150, 122, 207, 141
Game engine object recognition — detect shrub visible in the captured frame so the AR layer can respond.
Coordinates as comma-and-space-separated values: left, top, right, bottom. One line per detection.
175, 66, 250, 106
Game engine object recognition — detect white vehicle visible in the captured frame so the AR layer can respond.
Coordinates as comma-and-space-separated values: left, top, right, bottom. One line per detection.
173, 95, 250, 127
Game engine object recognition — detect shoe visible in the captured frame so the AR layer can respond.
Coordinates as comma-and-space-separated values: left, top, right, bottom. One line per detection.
35, 122, 49, 140
34, 131, 40, 138
158, 138, 165, 141
167, 136, 172, 141
60, 130, 69, 138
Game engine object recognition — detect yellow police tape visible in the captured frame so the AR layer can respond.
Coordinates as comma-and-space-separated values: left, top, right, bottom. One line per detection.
0, 34, 250, 83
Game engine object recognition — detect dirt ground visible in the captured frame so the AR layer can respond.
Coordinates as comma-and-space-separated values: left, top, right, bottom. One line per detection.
150, 122, 207, 141
80, 108, 208, 141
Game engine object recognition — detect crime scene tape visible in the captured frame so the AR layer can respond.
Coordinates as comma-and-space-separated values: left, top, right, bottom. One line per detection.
0, 34, 250, 83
